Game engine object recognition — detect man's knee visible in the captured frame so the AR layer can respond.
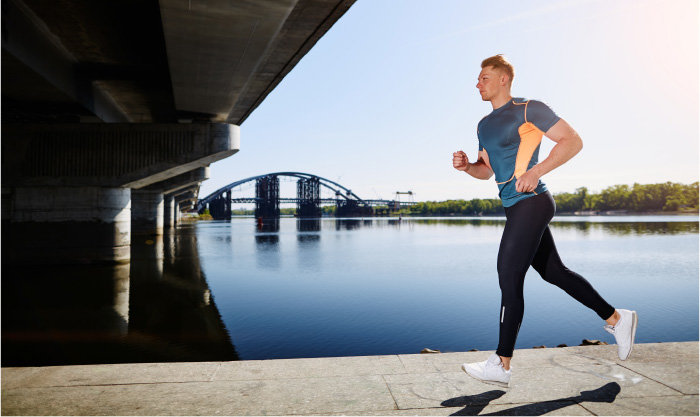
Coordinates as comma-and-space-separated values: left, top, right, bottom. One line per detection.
497, 256, 522, 277
498, 272, 525, 299
537, 261, 570, 286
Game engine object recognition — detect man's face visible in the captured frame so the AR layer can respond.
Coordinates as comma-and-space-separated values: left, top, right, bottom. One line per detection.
476, 66, 505, 101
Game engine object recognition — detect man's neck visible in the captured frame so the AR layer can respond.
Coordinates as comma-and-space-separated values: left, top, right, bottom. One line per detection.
490, 93, 513, 110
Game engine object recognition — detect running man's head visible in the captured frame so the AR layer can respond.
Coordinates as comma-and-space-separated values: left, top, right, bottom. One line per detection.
477, 54, 514, 102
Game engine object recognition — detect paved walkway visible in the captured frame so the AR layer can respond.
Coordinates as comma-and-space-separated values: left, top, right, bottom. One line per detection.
2, 342, 697, 415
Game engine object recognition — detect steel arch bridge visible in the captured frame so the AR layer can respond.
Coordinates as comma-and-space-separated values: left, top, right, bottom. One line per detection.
197, 172, 413, 219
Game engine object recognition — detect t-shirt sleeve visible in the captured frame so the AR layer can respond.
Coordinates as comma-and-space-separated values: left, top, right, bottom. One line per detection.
477, 121, 484, 151
527, 100, 560, 132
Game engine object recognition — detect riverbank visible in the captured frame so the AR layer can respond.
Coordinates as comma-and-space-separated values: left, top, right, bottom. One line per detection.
3, 341, 697, 415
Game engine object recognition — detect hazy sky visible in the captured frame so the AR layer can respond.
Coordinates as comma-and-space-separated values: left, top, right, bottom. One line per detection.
201, 0, 699, 203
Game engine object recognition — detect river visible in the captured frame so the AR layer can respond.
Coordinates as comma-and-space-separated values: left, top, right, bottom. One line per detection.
2, 215, 697, 366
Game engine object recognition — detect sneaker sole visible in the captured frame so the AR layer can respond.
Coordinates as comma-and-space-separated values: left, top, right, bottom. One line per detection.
461, 364, 510, 388
621, 311, 638, 360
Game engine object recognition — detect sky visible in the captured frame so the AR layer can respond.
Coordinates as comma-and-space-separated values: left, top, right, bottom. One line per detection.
201, 0, 699, 204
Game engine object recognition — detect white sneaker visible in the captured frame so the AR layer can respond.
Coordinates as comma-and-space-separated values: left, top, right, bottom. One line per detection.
461, 353, 511, 388
604, 309, 638, 360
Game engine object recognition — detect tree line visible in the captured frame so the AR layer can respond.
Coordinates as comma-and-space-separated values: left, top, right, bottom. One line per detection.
409, 182, 698, 215
227, 182, 698, 216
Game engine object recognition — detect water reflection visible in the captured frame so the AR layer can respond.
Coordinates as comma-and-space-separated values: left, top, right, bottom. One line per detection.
397, 218, 698, 236
1, 226, 238, 366
549, 221, 699, 236
128, 227, 238, 363
336, 219, 361, 230
296, 219, 321, 271
256, 218, 280, 233
255, 219, 280, 269
297, 220, 320, 244
297, 218, 321, 233
2, 263, 131, 366
130, 234, 164, 282
293, 217, 699, 235
255, 234, 280, 245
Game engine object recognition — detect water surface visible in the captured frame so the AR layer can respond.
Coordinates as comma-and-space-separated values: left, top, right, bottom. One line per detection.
2, 215, 697, 365
202, 216, 698, 360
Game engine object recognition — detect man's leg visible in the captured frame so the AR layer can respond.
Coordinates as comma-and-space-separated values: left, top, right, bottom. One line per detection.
530, 226, 616, 321
462, 192, 554, 385
530, 225, 638, 360
496, 193, 555, 366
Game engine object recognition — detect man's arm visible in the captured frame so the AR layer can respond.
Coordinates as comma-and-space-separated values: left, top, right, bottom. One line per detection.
453, 149, 494, 180
514, 118, 582, 192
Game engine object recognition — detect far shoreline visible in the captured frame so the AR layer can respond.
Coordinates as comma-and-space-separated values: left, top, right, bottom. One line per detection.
214, 211, 700, 219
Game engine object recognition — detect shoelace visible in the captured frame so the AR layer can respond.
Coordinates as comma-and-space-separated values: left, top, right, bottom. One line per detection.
604, 324, 616, 335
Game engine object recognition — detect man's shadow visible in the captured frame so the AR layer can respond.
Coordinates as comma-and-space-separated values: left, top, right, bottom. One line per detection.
441, 382, 621, 416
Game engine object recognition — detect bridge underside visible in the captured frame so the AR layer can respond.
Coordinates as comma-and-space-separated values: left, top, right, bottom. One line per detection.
2, 0, 355, 265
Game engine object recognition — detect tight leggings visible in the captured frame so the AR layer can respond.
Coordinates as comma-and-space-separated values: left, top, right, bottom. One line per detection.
496, 191, 615, 358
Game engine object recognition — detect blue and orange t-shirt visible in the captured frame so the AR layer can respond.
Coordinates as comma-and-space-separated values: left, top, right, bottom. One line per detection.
477, 98, 560, 207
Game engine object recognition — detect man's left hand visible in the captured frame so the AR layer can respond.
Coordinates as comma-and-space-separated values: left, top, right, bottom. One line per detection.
515, 170, 540, 193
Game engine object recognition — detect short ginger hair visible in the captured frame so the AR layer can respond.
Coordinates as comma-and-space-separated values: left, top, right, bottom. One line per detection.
481, 54, 514, 85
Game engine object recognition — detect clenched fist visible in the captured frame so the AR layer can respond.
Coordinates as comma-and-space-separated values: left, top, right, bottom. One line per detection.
453, 150, 470, 172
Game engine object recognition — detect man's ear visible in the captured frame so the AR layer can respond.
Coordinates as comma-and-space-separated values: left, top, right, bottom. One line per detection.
500, 73, 509, 86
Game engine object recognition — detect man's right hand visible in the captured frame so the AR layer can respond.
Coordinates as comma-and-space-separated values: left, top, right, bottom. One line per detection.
453, 150, 470, 172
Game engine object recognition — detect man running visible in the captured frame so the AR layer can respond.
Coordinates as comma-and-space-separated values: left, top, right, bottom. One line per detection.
453, 54, 637, 387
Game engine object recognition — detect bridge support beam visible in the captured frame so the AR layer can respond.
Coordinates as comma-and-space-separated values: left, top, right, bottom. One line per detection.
163, 195, 175, 229
144, 167, 209, 229
208, 190, 231, 220
177, 200, 195, 219
2, 186, 131, 264
173, 202, 181, 226
131, 190, 164, 236
174, 187, 198, 221
255, 175, 280, 219
297, 176, 321, 218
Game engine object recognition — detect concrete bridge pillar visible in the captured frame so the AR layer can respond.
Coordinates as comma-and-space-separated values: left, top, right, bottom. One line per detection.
2, 123, 237, 264
163, 195, 175, 229
131, 190, 164, 236
3, 186, 131, 264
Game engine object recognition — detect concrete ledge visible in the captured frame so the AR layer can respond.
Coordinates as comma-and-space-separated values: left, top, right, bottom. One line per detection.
2, 342, 697, 415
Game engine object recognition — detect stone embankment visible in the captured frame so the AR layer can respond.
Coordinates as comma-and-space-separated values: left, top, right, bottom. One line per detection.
2, 342, 697, 415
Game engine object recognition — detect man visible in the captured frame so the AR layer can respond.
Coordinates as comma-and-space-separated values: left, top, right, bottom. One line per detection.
453, 54, 637, 388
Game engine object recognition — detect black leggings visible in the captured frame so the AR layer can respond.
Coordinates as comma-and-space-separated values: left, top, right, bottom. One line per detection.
496, 191, 615, 358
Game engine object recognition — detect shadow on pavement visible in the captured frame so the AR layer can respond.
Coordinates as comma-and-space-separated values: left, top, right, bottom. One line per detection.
441, 382, 621, 416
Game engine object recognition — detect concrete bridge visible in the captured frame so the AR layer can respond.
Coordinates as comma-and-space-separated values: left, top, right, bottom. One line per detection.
197, 172, 416, 219
2, 0, 355, 265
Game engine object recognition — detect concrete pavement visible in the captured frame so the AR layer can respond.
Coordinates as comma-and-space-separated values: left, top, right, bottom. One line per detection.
2, 341, 697, 415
